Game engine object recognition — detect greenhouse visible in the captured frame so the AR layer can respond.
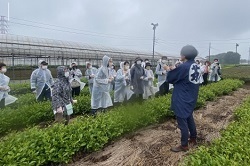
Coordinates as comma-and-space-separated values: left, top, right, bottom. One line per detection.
0, 34, 193, 67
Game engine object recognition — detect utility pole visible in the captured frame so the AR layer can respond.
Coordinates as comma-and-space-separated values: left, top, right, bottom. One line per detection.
236, 43, 239, 53
151, 23, 158, 66
0, 16, 8, 34
209, 42, 211, 62
248, 47, 250, 64
0, 3, 10, 34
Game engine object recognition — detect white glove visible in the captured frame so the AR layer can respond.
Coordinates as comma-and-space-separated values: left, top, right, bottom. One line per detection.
162, 70, 167, 75
73, 100, 77, 104
130, 86, 134, 90
140, 76, 144, 80
90, 74, 95, 78
56, 107, 64, 113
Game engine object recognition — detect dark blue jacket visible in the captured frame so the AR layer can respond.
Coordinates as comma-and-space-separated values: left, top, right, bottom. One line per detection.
167, 60, 200, 118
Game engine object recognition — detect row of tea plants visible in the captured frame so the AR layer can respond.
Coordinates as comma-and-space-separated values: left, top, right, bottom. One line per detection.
0, 79, 244, 165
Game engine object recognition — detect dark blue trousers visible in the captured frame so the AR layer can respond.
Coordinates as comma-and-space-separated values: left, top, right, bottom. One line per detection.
37, 84, 51, 102
0, 98, 5, 109
176, 114, 197, 146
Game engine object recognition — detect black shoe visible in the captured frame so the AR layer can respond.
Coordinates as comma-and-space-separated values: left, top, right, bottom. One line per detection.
170, 145, 188, 152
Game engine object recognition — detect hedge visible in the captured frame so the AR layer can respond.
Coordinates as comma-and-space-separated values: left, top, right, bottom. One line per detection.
183, 96, 250, 166
9, 83, 31, 96
0, 79, 244, 165
0, 79, 243, 137
222, 65, 250, 82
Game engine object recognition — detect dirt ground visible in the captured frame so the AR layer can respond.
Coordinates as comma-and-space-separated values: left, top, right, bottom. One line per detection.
70, 86, 250, 166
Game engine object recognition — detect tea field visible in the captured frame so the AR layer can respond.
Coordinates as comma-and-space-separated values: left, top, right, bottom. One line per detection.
0, 78, 250, 165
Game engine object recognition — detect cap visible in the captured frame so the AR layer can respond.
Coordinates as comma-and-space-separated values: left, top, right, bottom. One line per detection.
145, 62, 152, 68
134, 57, 142, 62
71, 62, 77, 66
40, 61, 48, 65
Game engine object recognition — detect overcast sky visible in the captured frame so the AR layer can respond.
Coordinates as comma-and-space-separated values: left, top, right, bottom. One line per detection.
0, 0, 250, 59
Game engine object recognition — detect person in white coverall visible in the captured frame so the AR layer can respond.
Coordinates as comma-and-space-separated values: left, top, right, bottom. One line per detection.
69, 62, 83, 97
155, 56, 170, 96
109, 64, 117, 91
143, 62, 155, 99
0, 63, 10, 109
85, 62, 98, 94
114, 61, 134, 105
91, 55, 113, 115
30, 60, 54, 101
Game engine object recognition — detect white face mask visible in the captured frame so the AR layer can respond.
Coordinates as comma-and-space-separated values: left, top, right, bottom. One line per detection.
162, 60, 167, 64
136, 61, 142, 65
146, 67, 150, 70
64, 72, 70, 78
1, 68, 7, 73
42, 66, 48, 70
88, 65, 92, 69
125, 66, 130, 70
109, 62, 113, 67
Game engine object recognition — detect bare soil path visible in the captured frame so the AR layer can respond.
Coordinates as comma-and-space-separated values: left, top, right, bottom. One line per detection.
70, 85, 250, 166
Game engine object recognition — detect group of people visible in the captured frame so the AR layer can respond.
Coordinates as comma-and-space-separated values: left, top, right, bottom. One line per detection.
0, 44, 223, 153
195, 58, 222, 85
30, 60, 85, 102
30, 60, 85, 122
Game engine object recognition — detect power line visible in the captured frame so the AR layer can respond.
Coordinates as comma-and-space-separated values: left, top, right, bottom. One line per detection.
8, 17, 250, 46
9, 17, 152, 40
159, 37, 250, 44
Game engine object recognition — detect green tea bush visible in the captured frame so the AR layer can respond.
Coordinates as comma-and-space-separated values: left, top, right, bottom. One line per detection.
0, 79, 243, 137
79, 86, 91, 96
0, 101, 53, 136
0, 90, 89, 136
222, 65, 250, 82
0, 96, 173, 165
74, 94, 91, 115
196, 79, 244, 109
183, 97, 250, 166
9, 82, 30, 96
8, 93, 36, 109
0, 79, 244, 165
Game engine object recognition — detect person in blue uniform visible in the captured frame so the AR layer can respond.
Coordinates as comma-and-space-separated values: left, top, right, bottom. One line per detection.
166, 45, 200, 152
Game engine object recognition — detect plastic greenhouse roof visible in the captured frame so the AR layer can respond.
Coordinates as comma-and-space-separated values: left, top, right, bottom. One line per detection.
0, 34, 172, 56
0, 34, 205, 60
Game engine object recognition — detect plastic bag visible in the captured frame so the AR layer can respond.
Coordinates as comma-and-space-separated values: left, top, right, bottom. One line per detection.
5, 95, 18, 106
